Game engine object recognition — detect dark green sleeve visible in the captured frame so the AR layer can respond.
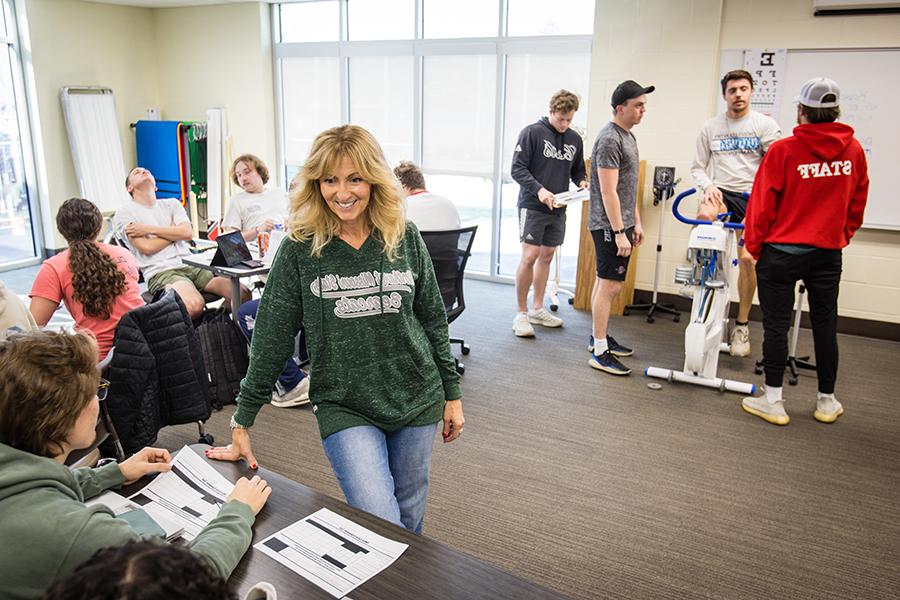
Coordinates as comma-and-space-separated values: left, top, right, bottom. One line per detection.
187, 500, 255, 579
410, 226, 462, 401
232, 241, 306, 427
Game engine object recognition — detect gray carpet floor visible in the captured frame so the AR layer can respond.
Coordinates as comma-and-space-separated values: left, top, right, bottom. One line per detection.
157, 279, 900, 599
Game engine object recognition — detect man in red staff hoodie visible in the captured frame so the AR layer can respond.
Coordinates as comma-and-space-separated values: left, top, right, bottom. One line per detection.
742, 77, 868, 426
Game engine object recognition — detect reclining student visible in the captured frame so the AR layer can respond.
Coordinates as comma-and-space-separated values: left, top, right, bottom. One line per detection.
114, 167, 250, 318
29, 198, 144, 360
0, 330, 271, 600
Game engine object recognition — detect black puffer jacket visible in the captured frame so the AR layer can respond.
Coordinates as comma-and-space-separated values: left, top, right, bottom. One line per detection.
106, 291, 210, 454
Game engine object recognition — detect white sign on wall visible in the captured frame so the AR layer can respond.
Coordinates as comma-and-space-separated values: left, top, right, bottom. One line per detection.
742, 48, 787, 117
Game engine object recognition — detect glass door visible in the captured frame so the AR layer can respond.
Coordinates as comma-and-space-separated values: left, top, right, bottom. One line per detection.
0, 1, 40, 268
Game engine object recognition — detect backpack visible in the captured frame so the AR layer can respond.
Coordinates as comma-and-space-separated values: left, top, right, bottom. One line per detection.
196, 308, 249, 409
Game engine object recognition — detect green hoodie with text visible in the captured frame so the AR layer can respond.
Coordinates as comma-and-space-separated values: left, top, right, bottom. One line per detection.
0, 444, 255, 600
233, 222, 461, 437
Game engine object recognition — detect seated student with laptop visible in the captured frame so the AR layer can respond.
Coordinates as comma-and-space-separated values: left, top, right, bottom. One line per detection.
222, 154, 288, 242
0, 330, 271, 600
223, 155, 310, 408
114, 167, 250, 319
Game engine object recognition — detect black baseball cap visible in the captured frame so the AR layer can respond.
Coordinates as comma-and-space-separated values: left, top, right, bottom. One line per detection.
611, 80, 655, 108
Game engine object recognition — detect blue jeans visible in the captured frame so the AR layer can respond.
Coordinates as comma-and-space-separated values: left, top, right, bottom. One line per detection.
322, 423, 439, 534
237, 299, 306, 392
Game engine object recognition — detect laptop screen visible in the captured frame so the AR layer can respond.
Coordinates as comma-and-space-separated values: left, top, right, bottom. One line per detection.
216, 230, 254, 266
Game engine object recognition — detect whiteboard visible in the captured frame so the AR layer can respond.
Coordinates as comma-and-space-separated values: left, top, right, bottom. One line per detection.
778, 49, 898, 231
720, 48, 899, 231
59, 87, 130, 214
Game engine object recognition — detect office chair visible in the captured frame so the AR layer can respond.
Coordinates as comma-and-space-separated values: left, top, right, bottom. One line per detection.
420, 226, 477, 375
65, 349, 126, 469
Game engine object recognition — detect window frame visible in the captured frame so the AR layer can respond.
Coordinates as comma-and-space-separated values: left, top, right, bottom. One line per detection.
0, 0, 46, 270
272, 0, 591, 283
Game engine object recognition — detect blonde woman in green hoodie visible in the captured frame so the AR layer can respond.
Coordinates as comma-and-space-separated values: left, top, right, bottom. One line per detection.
0, 330, 271, 600
209, 125, 464, 534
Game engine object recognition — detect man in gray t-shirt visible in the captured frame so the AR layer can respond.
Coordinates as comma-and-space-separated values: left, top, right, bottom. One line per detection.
586, 80, 653, 376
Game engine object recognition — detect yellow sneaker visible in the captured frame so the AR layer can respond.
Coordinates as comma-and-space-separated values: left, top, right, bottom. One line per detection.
742, 394, 789, 425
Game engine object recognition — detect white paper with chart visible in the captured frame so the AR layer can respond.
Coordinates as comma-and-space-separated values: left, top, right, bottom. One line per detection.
127, 446, 234, 541
255, 508, 408, 598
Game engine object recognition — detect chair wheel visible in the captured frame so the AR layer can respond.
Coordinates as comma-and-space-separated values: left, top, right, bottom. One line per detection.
754, 364, 764, 375
789, 377, 798, 386
456, 363, 465, 375
461, 345, 470, 355
623, 309, 631, 316
199, 433, 214, 445
673, 315, 680, 323
550, 304, 559, 311
568, 297, 574, 305
647, 316, 655, 323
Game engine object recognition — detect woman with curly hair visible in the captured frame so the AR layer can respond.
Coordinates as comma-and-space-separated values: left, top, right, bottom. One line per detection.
29, 198, 145, 359
208, 125, 465, 534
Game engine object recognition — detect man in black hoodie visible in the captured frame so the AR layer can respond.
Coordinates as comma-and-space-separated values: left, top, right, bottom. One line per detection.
511, 90, 587, 337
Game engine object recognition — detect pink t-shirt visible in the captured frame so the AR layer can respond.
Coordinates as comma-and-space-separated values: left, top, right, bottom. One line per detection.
30, 243, 145, 359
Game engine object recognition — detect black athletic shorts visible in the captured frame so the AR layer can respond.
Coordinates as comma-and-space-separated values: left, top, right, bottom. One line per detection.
720, 189, 749, 222
590, 227, 634, 281
519, 208, 566, 247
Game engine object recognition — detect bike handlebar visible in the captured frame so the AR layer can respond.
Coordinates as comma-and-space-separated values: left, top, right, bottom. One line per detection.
672, 188, 745, 230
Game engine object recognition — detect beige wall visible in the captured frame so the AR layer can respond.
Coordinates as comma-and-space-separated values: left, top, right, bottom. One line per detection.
152, 2, 276, 186
25, 0, 274, 250
26, 0, 159, 248
588, 0, 900, 324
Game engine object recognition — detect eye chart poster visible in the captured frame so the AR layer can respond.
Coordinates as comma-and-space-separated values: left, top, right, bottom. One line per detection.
742, 48, 786, 117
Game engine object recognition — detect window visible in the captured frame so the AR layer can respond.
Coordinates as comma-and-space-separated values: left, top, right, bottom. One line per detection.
281, 56, 341, 163
506, 0, 595, 37
349, 56, 414, 165
348, 0, 414, 41
422, 55, 496, 173
422, 0, 500, 39
0, 0, 40, 268
274, 0, 592, 281
280, 1, 340, 43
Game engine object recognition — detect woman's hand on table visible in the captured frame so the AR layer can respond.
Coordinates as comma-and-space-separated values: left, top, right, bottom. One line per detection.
206, 428, 259, 470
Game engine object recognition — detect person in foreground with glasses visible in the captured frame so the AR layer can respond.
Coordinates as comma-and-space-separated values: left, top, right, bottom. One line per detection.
0, 330, 271, 600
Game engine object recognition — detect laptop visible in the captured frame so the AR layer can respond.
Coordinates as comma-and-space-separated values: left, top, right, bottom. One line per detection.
210, 230, 264, 269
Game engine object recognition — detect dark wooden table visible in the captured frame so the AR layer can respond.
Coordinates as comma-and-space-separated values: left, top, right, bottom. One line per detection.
132, 445, 570, 599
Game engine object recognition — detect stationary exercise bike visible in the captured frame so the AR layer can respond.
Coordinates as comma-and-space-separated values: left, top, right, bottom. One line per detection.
645, 188, 756, 395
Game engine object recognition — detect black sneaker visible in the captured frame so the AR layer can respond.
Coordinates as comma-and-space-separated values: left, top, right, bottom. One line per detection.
588, 350, 632, 375
606, 335, 633, 357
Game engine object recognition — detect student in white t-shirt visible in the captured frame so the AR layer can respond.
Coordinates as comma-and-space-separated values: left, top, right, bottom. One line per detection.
691, 69, 781, 358
222, 155, 289, 241
113, 167, 250, 319
393, 161, 460, 232
227, 156, 310, 409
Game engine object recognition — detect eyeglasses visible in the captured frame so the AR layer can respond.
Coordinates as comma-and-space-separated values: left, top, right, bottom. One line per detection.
97, 379, 110, 402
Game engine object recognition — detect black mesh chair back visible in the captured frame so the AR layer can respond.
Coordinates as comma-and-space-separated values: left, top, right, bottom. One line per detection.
420, 226, 477, 324
420, 226, 477, 374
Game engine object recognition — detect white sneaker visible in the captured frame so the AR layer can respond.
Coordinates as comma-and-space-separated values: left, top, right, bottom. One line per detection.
528, 308, 563, 328
814, 393, 844, 423
271, 376, 310, 408
730, 323, 751, 357
742, 393, 789, 425
513, 312, 535, 337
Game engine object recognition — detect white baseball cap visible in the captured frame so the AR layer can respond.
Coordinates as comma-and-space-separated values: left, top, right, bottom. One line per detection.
796, 77, 841, 108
